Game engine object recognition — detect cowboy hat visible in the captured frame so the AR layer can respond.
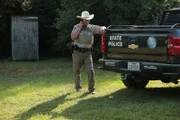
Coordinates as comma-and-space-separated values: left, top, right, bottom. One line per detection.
76, 11, 94, 20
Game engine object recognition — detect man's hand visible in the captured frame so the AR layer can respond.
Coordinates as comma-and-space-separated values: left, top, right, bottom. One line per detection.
100, 26, 106, 34
76, 21, 84, 30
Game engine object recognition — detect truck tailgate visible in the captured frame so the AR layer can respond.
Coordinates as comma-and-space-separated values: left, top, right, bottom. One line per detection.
105, 26, 172, 62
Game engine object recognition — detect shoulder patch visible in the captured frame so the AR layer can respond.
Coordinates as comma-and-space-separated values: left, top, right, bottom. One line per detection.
72, 26, 79, 32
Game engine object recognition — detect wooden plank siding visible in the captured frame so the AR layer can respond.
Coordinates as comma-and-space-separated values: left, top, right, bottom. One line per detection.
11, 16, 39, 60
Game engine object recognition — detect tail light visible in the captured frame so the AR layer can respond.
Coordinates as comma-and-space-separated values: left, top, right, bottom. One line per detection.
101, 35, 106, 53
168, 36, 180, 55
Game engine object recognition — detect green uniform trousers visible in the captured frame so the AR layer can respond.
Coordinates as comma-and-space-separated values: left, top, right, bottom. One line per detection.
72, 51, 95, 91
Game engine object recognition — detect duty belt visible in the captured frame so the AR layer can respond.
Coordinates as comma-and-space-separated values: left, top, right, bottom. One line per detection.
78, 47, 92, 53
73, 44, 92, 53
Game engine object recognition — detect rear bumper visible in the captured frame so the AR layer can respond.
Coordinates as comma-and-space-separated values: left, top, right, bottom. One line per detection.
98, 58, 180, 79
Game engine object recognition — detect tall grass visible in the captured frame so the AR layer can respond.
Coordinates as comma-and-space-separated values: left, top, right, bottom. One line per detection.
0, 58, 180, 120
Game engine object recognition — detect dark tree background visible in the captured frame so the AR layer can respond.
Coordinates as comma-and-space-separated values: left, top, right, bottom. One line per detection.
0, 0, 179, 60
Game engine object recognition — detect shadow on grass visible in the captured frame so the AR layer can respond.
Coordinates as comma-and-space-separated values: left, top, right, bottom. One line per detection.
15, 87, 180, 120
15, 93, 68, 120
15, 92, 90, 120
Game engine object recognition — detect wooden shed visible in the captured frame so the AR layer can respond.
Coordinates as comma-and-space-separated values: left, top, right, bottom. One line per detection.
11, 16, 39, 60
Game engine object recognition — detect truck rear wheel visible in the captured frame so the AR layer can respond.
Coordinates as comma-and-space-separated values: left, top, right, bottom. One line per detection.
121, 74, 149, 89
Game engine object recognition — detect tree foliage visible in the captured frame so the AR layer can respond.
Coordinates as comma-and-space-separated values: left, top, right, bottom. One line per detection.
55, 0, 180, 55
0, 0, 180, 57
29, 0, 59, 56
0, 0, 59, 57
0, 0, 24, 56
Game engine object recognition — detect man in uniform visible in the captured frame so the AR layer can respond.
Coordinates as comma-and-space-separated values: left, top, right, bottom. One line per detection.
71, 11, 106, 94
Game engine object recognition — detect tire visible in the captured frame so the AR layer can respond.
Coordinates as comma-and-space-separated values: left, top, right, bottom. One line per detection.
121, 74, 149, 89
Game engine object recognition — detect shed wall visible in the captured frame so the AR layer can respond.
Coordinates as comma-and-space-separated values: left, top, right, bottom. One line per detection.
11, 16, 39, 60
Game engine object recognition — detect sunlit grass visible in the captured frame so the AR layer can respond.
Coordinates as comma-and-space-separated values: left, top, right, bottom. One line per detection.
0, 58, 180, 120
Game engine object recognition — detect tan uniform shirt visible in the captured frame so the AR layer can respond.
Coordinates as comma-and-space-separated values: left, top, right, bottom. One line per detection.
73, 24, 101, 48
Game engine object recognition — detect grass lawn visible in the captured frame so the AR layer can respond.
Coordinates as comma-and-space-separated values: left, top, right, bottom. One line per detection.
1, 57, 180, 120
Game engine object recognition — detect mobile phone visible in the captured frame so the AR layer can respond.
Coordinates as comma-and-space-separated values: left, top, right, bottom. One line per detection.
80, 19, 85, 26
